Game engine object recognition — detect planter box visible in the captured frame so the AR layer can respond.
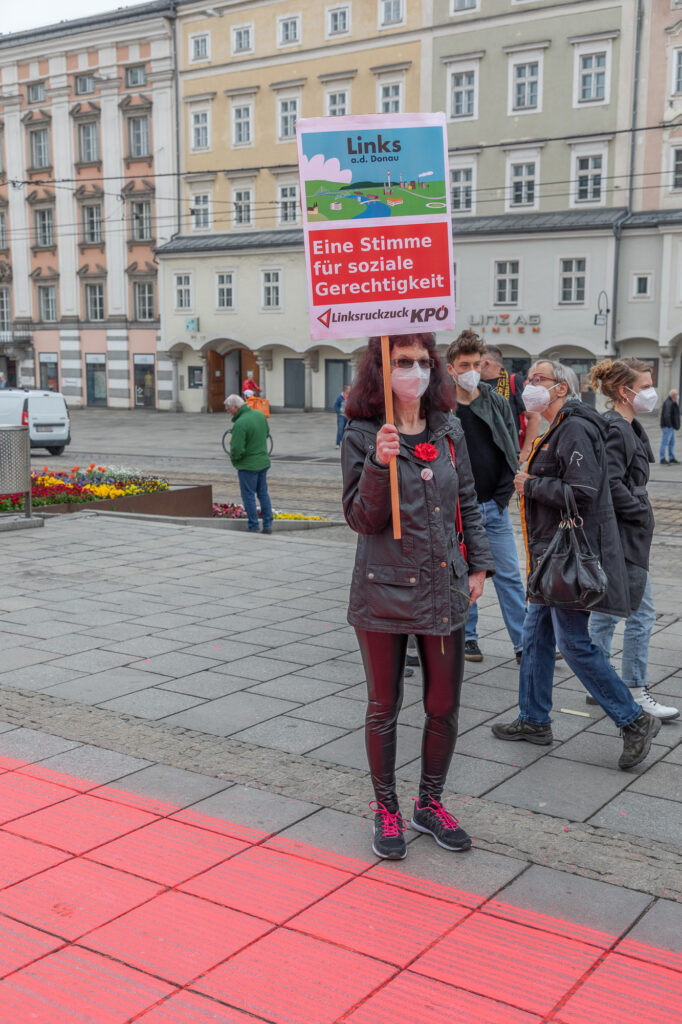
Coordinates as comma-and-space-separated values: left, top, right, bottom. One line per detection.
36, 485, 213, 518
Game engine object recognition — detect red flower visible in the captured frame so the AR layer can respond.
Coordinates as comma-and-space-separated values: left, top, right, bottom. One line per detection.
414, 442, 438, 462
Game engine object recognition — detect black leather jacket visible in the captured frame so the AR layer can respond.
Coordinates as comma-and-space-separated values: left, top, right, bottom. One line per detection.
601, 411, 654, 570
522, 400, 629, 618
342, 410, 494, 635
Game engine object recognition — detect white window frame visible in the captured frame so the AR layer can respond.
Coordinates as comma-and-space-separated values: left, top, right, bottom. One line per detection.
260, 267, 282, 311
0, 285, 10, 329
232, 101, 253, 147
277, 13, 301, 48
447, 61, 479, 122
326, 86, 350, 117
173, 271, 193, 313
134, 281, 155, 321
557, 256, 588, 306
277, 182, 299, 226
29, 128, 50, 169
232, 23, 254, 55
82, 204, 103, 244
215, 270, 236, 312
277, 93, 299, 141
190, 192, 211, 231
126, 65, 147, 88
75, 74, 95, 95
674, 49, 682, 95
451, 0, 479, 13
378, 78, 403, 114
631, 272, 653, 301
572, 40, 611, 108
672, 146, 682, 191
449, 156, 476, 216
38, 284, 57, 322
508, 51, 543, 115
128, 115, 150, 158
505, 150, 540, 212
570, 143, 607, 208
28, 82, 46, 104
189, 32, 210, 64
326, 4, 351, 39
85, 282, 105, 322
0, 210, 7, 250
492, 258, 521, 307
378, 0, 405, 29
232, 185, 253, 228
130, 199, 153, 241
78, 121, 99, 163
190, 108, 210, 152
34, 207, 55, 248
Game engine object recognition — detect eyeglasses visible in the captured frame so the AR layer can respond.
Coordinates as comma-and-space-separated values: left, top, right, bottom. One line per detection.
527, 374, 557, 386
391, 358, 434, 370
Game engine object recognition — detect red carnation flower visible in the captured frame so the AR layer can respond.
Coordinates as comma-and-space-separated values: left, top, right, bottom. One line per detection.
414, 442, 438, 462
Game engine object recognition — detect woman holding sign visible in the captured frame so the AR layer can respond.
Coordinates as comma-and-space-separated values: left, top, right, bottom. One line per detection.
342, 332, 494, 860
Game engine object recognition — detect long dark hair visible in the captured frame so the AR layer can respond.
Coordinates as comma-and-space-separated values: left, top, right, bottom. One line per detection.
345, 333, 454, 420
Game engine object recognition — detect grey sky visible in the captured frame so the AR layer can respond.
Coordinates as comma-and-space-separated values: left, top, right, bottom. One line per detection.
2, 0, 151, 35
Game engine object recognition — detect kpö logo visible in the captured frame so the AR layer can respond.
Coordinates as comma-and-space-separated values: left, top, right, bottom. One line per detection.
410, 305, 448, 324
317, 308, 332, 328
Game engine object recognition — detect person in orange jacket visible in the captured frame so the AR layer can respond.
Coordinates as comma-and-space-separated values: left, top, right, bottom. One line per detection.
242, 370, 261, 398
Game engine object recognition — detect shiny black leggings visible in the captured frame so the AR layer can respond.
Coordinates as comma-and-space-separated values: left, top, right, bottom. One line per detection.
355, 628, 465, 811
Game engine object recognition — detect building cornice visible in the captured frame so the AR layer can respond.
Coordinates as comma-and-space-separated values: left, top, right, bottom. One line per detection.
502, 40, 551, 55
269, 77, 307, 91
567, 30, 620, 45
440, 51, 485, 65
317, 69, 358, 83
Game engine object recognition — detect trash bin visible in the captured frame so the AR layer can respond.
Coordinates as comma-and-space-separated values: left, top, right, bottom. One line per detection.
0, 425, 32, 517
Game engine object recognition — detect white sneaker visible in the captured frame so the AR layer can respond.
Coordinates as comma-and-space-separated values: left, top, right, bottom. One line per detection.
633, 687, 680, 722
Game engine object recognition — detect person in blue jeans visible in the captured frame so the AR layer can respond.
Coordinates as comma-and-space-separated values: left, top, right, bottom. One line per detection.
445, 331, 526, 663
659, 389, 680, 464
334, 384, 351, 447
225, 394, 273, 534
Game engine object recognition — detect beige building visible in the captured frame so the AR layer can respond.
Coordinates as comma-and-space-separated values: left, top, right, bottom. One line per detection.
158, 0, 425, 412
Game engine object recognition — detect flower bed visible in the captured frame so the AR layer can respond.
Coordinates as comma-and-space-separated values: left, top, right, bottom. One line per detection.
212, 502, 328, 521
0, 464, 169, 513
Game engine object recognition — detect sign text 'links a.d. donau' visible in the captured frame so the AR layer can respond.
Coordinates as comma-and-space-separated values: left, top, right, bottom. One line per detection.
470, 314, 542, 333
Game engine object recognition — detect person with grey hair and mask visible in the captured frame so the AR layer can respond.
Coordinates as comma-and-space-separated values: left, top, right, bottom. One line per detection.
492, 359, 661, 771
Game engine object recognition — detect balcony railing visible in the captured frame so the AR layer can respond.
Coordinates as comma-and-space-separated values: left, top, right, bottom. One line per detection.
0, 322, 33, 346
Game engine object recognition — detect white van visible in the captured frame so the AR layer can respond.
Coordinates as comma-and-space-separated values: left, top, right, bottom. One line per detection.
0, 388, 71, 455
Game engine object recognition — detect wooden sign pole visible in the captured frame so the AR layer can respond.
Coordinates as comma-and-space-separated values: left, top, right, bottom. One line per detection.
380, 334, 401, 540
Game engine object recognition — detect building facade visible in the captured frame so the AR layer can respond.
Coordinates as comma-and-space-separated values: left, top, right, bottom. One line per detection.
0, 1, 177, 407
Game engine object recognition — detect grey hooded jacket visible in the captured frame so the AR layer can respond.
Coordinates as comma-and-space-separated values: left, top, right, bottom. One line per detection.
342, 410, 495, 635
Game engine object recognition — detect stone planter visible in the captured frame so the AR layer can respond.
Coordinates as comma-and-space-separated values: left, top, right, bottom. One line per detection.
36, 485, 213, 518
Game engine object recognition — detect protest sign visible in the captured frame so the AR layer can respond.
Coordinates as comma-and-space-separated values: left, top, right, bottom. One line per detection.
296, 112, 455, 342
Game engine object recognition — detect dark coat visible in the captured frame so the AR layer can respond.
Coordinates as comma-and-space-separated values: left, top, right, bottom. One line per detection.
522, 400, 629, 617
660, 396, 681, 430
602, 410, 654, 570
342, 410, 495, 635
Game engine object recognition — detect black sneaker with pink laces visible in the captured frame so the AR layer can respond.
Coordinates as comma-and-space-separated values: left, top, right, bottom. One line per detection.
370, 801, 407, 860
411, 796, 472, 852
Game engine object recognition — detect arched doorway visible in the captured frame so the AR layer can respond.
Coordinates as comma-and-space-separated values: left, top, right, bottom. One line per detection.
540, 344, 599, 407
203, 340, 259, 413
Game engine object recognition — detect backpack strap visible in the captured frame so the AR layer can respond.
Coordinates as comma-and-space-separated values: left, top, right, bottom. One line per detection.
447, 436, 468, 562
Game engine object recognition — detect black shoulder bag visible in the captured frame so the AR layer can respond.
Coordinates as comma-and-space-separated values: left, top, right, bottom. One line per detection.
527, 485, 608, 610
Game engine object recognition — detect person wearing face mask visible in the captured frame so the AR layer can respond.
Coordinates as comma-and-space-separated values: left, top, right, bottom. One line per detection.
341, 333, 494, 860
492, 360, 661, 771
445, 330, 526, 665
479, 344, 541, 465
588, 360, 678, 722
659, 389, 680, 465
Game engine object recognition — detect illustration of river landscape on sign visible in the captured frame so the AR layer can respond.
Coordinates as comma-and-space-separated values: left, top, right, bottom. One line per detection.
300, 125, 446, 222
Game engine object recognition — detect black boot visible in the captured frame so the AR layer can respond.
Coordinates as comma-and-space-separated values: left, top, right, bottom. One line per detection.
491, 716, 553, 745
618, 710, 661, 770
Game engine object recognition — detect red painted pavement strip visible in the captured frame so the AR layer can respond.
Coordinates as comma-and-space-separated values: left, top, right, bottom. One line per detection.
190, 927, 397, 1024
287, 875, 470, 968
180, 844, 353, 925
554, 953, 682, 1024
0, 946, 176, 1023
0, 760, 679, 1024
3, 792, 159, 854
85, 817, 250, 887
343, 970, 542, 1024
80, 890, 272, 986
410, 913, 604, 1017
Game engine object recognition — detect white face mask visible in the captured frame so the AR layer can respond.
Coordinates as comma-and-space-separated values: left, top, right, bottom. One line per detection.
627, 386, 658, 415
455, 369, 480, 393
391, 364, 431, 402
522, 382, 559, 413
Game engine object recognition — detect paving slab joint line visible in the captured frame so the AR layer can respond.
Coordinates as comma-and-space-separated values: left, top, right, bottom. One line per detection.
1, 682, 680, 900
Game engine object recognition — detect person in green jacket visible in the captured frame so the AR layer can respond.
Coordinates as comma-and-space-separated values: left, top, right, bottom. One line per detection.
224, 394, 273, 534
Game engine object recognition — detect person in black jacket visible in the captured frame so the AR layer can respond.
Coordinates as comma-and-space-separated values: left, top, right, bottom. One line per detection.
342, 332, 494, 860
589, 359, 678, 721
492, 359, 661, 771
659, 389, 680, 464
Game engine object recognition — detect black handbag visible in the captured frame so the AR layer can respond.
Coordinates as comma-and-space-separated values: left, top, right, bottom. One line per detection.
527, 486, 608, 610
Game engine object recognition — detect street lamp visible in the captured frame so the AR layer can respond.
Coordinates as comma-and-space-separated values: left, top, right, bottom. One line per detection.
594, 290, 610, 350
